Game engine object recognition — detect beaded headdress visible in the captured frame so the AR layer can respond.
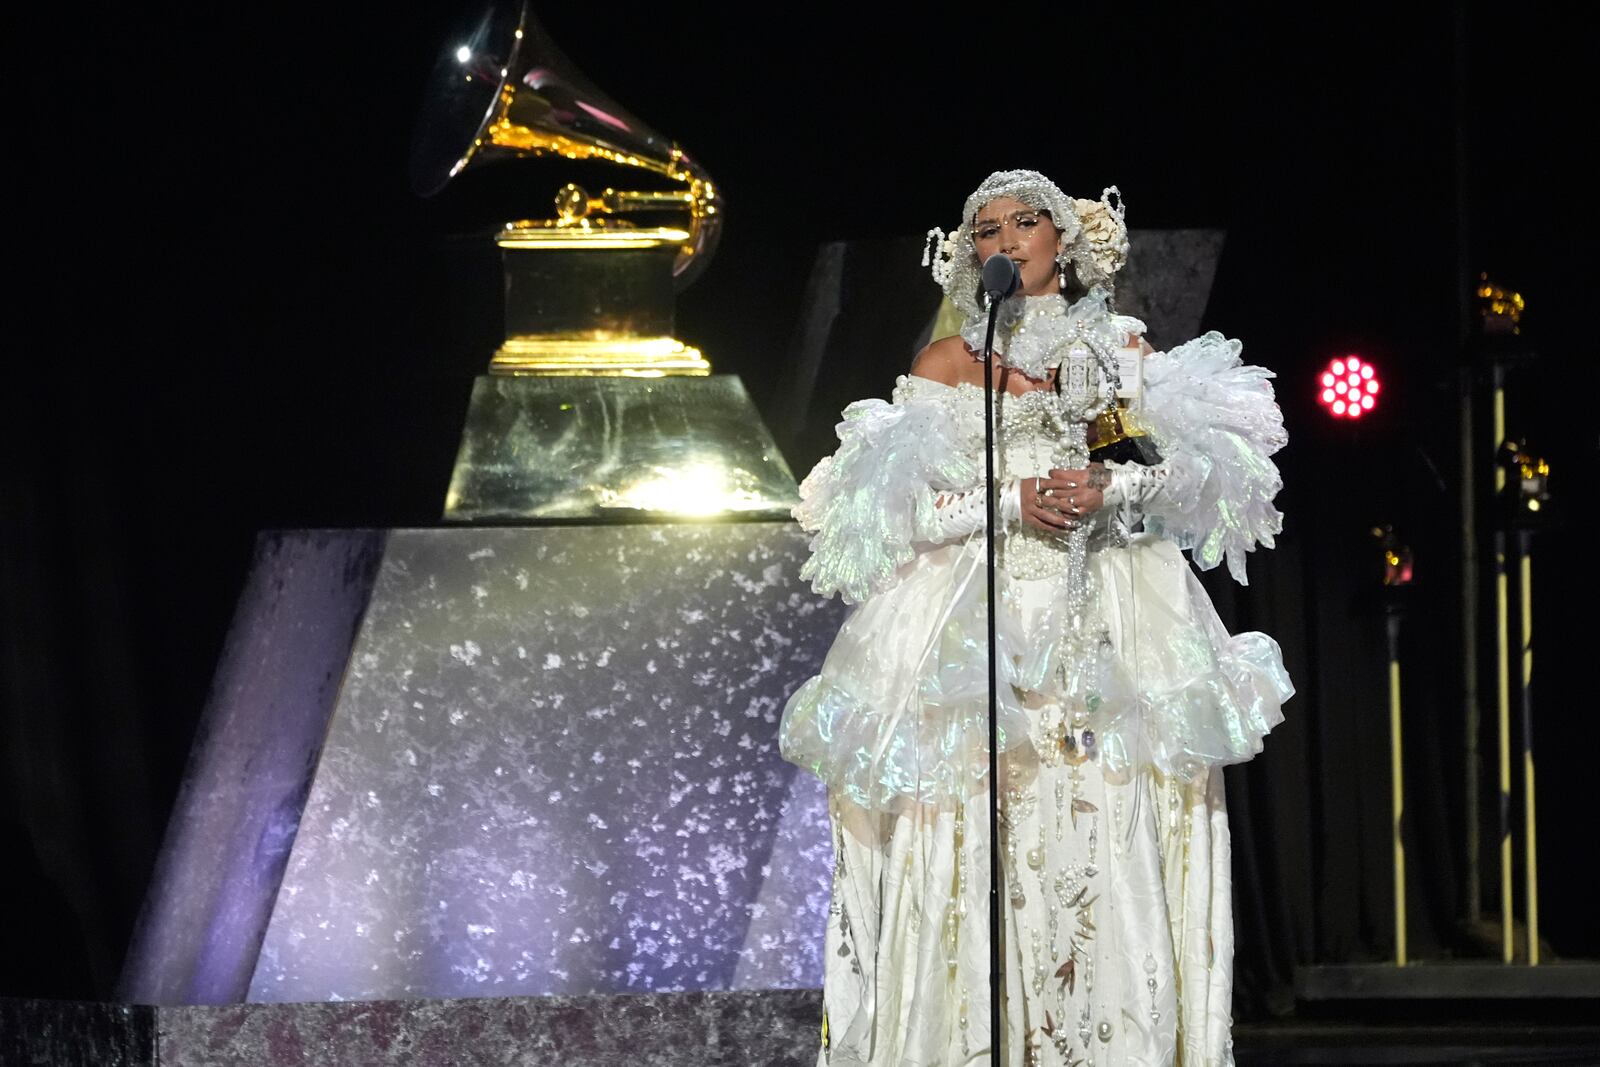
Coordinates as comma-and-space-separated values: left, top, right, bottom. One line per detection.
922, 169, 1130, 318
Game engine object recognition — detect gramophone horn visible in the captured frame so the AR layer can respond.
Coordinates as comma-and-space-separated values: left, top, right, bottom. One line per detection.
410, 1, 721, 288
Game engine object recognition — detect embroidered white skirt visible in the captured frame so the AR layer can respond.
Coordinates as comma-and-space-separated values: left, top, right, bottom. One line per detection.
785, 536, 1290, 1066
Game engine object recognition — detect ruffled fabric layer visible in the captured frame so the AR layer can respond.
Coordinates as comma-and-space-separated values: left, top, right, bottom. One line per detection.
1091, 537, 1292, 780
793, 391, 979, 605
780, 535, 1293, 811
1139, 331, 1288, 584
780, 542, 1034, 810
786, 326, 1292, 809
795, 322, 1285, 602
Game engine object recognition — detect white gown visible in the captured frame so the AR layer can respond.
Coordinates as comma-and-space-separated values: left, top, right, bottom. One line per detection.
781, 310, 1292, 1067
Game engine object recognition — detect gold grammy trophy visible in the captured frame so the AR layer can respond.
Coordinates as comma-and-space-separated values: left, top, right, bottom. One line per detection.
413, 2, 798, 521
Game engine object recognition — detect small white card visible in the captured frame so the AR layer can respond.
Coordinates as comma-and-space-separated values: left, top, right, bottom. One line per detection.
1115, 346, 1143, 402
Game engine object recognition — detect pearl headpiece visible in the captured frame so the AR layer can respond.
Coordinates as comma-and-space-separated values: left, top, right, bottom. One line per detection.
922, 169, 1130, 318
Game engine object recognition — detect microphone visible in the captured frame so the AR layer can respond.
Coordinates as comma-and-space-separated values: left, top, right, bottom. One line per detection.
981, 254, 1020, 300
976, 255, 1018, 365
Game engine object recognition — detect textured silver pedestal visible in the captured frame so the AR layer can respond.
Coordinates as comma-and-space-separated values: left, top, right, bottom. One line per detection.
123, 522, 845, 1007
120, 531, 389, 1006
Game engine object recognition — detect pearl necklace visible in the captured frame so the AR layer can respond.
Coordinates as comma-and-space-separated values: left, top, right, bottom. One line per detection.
960, 287, 1126, 388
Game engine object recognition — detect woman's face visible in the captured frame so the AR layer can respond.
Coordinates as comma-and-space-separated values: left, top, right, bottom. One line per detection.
971, 195, 1064, 298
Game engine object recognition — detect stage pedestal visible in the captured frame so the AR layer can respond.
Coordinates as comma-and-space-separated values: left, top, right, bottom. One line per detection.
122, 522, 843, 1007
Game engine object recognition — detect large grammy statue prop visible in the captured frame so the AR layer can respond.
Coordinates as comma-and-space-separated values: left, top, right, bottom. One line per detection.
118, 0, 836, 1032
409, 1, 795, 521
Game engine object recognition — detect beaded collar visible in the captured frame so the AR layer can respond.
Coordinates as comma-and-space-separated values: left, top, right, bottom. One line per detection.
960, 286, 1122, 384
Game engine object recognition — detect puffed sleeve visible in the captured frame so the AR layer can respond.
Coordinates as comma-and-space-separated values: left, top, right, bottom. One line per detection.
793, 378, 980, 604
1134, 331, 1288, 584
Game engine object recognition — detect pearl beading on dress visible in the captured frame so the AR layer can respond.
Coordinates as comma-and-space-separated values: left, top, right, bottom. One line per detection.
959, 288, 1134, 391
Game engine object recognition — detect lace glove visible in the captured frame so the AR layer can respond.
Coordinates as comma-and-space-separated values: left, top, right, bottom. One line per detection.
1098, 457, 1205, 516
916, 479, 1022, 544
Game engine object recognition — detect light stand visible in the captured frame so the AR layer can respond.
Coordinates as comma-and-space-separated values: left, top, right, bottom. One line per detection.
1373, 524, 1415, 965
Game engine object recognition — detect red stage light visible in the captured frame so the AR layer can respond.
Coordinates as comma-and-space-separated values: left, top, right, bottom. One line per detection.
1317, 353, 1382, 420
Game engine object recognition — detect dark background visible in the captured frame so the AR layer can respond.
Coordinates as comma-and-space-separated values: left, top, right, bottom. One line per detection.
3, 2, 1592, 1013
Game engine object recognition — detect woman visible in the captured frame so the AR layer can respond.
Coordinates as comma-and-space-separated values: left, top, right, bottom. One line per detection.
780, 170, 1293, 1066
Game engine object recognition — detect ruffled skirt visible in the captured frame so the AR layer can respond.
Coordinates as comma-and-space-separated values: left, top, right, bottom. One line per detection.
780, 535, 1292, 1065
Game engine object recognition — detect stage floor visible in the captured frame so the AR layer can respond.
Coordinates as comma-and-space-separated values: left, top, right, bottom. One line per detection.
7, 990, 1599, 1066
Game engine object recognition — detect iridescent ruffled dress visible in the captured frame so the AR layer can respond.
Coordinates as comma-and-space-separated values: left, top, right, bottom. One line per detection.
780, 290, 1293, 1067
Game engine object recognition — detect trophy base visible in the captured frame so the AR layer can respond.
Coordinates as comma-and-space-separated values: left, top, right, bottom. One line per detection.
443, 373, 799, 522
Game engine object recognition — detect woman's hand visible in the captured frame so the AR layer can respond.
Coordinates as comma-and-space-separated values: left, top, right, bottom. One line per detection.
1019, 465, 1108, 533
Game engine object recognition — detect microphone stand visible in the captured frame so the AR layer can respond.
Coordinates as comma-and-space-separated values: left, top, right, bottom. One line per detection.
976, 255, 1016, 1066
